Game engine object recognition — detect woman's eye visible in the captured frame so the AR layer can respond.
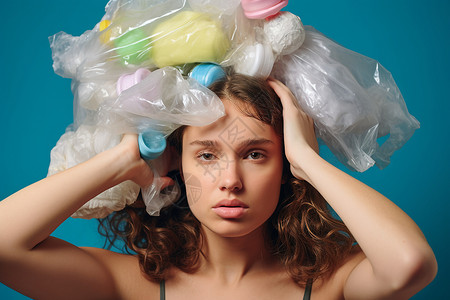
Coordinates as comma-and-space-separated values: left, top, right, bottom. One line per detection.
247, 152, 264, 160
198, 153, 216, 161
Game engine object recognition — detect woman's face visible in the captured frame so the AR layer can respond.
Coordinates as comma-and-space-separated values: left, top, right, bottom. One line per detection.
181, 99, 284, 238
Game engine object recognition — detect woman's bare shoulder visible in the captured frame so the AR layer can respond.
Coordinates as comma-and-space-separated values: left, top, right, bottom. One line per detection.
82, 247, 160, 300
311, 248, 366, 299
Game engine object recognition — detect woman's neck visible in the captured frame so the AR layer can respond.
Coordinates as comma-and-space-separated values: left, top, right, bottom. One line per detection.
198, 224, 278, 285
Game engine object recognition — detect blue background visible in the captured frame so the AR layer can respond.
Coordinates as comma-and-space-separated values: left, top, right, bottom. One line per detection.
0, 0, 448, 298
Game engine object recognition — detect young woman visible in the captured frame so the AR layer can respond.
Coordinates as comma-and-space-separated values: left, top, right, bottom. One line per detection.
0, 74, 437, 299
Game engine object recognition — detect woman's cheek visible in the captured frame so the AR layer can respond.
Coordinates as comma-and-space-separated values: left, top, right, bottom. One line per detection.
182, 158, 216, 209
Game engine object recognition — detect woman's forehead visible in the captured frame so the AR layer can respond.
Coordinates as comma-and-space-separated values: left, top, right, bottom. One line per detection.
183, 100, 277, 146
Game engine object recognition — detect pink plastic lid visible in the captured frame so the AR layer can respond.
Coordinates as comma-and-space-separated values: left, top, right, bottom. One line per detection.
241, 0, 288, 19
116, 68, 151, 95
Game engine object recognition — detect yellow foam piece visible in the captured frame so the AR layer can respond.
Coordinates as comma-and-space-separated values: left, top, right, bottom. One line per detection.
151, 11, 230, 68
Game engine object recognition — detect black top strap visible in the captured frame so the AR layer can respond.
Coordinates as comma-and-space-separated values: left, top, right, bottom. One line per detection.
303, 279, 313, 300
160, 280, 165, 300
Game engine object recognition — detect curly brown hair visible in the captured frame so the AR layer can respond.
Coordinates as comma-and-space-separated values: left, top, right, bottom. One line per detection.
99, 73, 357, 286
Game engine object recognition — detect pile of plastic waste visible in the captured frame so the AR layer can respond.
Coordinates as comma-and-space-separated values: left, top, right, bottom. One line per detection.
48, 0, 419, 218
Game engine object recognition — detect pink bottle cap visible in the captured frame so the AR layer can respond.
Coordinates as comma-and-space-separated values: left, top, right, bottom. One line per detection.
241, 0, 288, 19
116, 68, 151, 95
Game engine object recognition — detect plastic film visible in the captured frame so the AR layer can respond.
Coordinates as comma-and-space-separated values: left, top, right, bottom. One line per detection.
47, 0, 420, 218
271, 26, 420, 171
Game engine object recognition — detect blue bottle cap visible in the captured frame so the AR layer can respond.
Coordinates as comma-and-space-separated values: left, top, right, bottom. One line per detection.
138, 130, 167, 160
190, 63, 226, 87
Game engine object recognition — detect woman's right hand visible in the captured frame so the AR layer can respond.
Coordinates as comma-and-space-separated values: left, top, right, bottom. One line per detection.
116, 134, 174, 190
0, 133, 158, 300
0, 132, 179, 300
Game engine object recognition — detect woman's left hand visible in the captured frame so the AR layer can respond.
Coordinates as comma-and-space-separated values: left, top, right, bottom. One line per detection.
267, 78, 319, 182
269, 78, 437, 299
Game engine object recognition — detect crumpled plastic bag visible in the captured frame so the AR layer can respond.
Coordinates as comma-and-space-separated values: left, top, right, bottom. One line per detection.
97, 67, 226, 135
48, 0, 233, 218
49, 0, 237, 122
47, 68, 225, 218
271, 26, 420, 172
47, 0, 419, 219
47, 125, 140, 218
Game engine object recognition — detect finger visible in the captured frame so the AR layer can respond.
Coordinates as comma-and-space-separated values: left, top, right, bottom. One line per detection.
159, 176, 175, 191
120, 133, 138, 143
267, 78, 293, 95
267, 79, 298, 111
137, 165, 155, 187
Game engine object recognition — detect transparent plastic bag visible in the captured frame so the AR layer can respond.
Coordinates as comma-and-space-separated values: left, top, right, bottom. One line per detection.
271, 26, 420, 172
51, 0, 235, 71
188, 0, 241, 15
47, 125, 140, 219
48, 0, 240, 218
222, 11, 305, 78
141, 154, 181, 216
48, 67, 225, 218
48, 0, 420, 219
49, 0, 238, 117
97, 67, 225, 135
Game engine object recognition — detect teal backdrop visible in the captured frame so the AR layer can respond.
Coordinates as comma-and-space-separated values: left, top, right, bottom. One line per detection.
0, 0, 448, 298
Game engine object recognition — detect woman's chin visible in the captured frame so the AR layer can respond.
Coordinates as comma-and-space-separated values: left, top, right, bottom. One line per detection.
201, 220, 266, 239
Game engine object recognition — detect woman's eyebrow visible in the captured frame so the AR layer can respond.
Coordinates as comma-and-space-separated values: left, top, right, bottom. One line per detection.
189, 140, 218, 147
188, 138, 274, 149
236, 138, 274, 148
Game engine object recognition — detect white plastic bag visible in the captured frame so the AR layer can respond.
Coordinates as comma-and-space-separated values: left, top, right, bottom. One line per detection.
47, 0, 420, 219
47, 125, 140, 219
271, 26, 420, 172
97, 67, 225, 135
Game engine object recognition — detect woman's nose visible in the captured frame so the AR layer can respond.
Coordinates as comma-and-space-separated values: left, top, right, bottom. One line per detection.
218, 161, 243, 192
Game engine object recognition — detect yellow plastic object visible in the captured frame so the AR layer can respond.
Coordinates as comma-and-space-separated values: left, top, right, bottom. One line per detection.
99, 20, 112, 44
151, 11, 230, 68
99, 20, 111, 31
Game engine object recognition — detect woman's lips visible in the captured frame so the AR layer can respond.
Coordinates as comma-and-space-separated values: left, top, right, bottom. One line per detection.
212, 199, 248, 219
